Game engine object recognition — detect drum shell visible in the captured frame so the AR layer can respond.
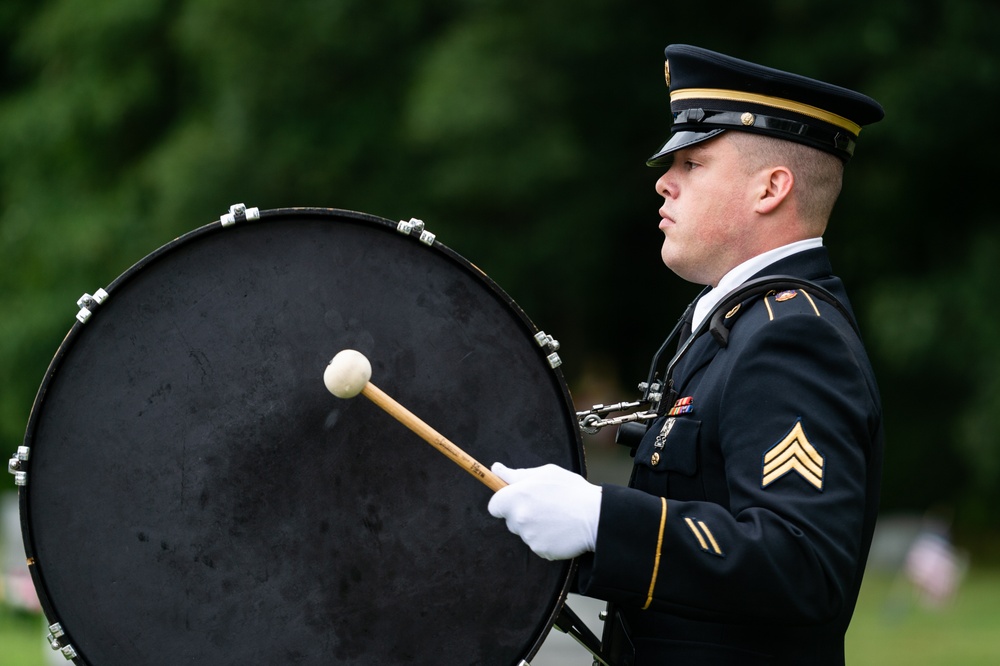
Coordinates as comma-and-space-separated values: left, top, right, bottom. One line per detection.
19, 208, 584, 665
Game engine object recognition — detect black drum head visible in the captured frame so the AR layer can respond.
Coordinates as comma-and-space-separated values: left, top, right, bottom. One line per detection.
20, 208, 583, 665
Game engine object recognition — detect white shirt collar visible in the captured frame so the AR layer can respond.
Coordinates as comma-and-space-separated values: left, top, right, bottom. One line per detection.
690, 237, 824, 332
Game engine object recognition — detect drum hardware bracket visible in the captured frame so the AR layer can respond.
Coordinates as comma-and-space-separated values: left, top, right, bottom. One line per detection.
396, 217, 437, 246
76, 288, 109, 324
7, 445, 30, 486
577, 403, 658, 435
552, 604, 613, 666
220, 202, 261, 227
533, 331, 562, 369
575, 377, 666, 434
637, 379, 664, 407
46, 622, 79, 660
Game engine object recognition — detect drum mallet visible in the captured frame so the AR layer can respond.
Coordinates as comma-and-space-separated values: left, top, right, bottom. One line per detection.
323, 349, 507, 492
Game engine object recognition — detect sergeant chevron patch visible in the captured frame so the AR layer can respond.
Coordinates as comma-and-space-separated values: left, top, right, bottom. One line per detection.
762, 420, 824, 491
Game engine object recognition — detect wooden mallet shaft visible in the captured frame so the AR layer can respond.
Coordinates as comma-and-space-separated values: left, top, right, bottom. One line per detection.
360, 382, 507, 492
323, 349, 506, 492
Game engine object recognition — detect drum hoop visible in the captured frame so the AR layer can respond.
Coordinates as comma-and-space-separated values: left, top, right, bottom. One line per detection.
18, 206, 584, 665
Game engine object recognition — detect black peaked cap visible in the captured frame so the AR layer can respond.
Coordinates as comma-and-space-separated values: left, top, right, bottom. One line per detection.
647, 44, 884, 166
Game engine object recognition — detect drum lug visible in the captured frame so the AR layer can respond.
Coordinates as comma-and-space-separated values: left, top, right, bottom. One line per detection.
46, 622, 79, 660
220, 202, 261, 227
534, 331, 562, 369
397, 217, 437, 246
7, 445, 30, 486
76, 288, 109, 324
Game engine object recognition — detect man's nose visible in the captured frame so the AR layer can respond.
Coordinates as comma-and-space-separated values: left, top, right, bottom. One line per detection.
656, 170, 675, 199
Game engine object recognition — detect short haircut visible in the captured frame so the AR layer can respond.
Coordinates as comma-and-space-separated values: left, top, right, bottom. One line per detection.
728, 131, 844, 232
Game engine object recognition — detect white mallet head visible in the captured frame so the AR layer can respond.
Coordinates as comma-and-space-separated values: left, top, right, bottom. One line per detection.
324, 349, 372, 398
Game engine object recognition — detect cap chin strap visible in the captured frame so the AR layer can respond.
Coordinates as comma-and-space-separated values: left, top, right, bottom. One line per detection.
671, 108, 857, 158
669, 88, 862, 135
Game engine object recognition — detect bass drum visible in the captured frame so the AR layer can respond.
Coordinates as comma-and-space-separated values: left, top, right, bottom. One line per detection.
18, 207, 584, 665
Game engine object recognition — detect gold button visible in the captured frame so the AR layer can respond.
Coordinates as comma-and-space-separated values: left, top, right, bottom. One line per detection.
651, 452, 660, 466
741, 111, 755, 126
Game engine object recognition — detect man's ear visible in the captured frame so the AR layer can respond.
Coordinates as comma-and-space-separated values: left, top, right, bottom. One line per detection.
755, 166, 794, 214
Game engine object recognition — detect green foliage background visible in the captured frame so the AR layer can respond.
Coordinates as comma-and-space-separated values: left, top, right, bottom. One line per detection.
2, 1, 998, 542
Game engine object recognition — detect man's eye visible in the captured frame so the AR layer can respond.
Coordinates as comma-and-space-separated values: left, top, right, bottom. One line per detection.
685, 160, 699, 170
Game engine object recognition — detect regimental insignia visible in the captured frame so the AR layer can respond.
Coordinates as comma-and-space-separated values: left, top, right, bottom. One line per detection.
762, 420, 824, 491
664, 60, 671, 87
774, 290, 798, 302
668, 396, 693, 416
684, 517, 724, 557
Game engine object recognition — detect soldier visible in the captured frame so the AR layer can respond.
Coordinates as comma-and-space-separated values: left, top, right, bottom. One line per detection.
489, 44, 885, 665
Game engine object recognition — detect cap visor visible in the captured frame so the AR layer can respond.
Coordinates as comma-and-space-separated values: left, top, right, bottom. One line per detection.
646, 129, 726, 167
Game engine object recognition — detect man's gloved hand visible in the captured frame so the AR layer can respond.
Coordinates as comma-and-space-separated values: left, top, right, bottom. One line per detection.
487, 462, 602, 561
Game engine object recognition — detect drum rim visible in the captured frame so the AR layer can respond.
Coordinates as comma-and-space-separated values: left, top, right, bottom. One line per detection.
18, 206, 585, 665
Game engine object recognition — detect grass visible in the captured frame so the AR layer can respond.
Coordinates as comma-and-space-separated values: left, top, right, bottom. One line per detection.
0, 607, 49, 666
1, 569, 998, 665
846, 567, 1000, 665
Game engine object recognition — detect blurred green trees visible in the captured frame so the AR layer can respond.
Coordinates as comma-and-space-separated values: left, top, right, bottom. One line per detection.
2, 0, 998, 539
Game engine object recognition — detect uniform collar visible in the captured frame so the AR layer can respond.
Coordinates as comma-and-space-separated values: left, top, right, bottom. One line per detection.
691, 238, 824, 331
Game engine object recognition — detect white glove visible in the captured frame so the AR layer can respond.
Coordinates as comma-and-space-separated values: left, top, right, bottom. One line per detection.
487, 462, 602, 561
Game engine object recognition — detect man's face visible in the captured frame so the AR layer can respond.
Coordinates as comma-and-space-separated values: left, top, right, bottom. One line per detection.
655, 133, 759, 286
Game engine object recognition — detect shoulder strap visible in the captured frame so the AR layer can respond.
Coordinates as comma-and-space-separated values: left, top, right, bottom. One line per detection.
664, 276, 858, 392
637, 276, 858, 414
706, 274, 861, 347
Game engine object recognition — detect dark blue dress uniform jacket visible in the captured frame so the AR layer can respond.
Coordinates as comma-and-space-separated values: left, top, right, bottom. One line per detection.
576, 247, 884, 665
